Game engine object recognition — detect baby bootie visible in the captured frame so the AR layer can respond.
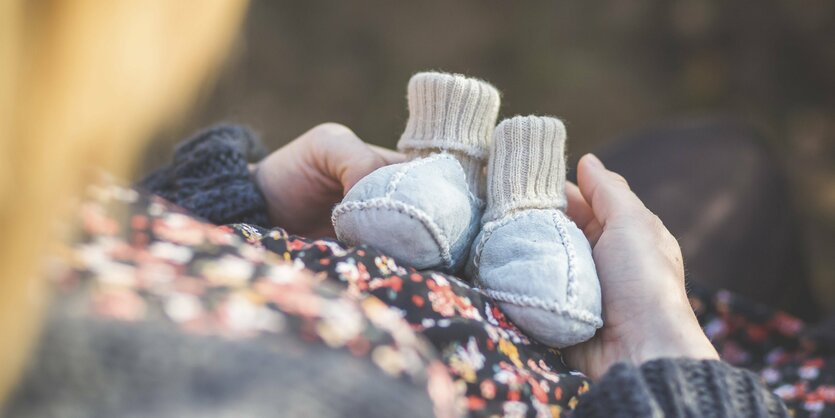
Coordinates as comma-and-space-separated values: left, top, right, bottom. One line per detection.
466, 116, 602, 347
332, 72, 501, 272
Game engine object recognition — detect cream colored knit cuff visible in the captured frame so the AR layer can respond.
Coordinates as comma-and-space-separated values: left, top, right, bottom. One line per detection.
484, 116, 568, 222
397, 72, 501, 161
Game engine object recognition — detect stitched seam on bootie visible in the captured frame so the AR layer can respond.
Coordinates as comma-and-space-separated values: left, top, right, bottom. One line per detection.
387, 153, 482, 207
552, 210, 578, 306
471, 210, 532, 274
485, 197, 567, 223
475, 288, 603, 327
473, 209, 577, 289
397, 139, 489, 161
332, 197, 453, 269
472, 208, 600, 327
385, 154, 447, 196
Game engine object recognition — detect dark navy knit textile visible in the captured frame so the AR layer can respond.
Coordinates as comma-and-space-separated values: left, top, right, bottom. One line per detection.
139, 124, 270, 226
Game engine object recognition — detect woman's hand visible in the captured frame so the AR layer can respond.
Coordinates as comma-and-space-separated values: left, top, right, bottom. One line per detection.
563, 154, 719, 380
254, 123, 405, 238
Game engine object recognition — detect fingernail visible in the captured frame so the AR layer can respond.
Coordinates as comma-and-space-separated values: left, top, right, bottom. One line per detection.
584, 153, 605, 170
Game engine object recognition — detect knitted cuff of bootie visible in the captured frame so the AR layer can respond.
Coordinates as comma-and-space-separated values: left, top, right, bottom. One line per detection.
397, 72, 501, 194
483, 116, 567, 223
139, 124, 270, 226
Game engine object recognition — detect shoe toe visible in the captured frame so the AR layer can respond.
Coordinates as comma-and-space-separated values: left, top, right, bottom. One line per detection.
334, 155, 480, 271
474, 209, 602, 347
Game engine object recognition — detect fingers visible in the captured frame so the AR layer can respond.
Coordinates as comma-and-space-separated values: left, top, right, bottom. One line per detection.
368, 144, 406, 165
305, 123, 401, 193
565, 182, 604, 245
577, 154, 648, 228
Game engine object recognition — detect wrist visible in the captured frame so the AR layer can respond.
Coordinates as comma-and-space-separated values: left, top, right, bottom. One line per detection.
629, 306, 718, 365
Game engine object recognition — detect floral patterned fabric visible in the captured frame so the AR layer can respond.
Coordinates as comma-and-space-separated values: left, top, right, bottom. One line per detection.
691, 287, 835, 417
231, 223, 591, 417
234, 221, 834, 418
52, 183, 458, 418
50, 182, 833, 418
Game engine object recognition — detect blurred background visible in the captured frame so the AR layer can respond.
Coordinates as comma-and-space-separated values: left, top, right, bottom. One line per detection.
141, 0, 835, 314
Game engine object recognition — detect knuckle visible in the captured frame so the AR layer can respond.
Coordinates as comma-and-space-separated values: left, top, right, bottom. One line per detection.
652, 216, 677, 246
667, 242, 685, 275
661, 228, 682, 252
305, 123, 360, 151
607, 171, 631, 188
352, 149, 385, 171
670, 241, 684, 262
630, 210, 669, 237
623, 206, 653, 225
647, 213, 665, 232
660, 229, 684, 265
313, 122, 356, 139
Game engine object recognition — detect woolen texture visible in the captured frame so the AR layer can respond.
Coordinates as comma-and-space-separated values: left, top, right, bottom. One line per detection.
484, 115, 568, 223
397, 72, 500, 194
575, 358, 789, 418
139, 124, 269, 226
398, 72, 500, 159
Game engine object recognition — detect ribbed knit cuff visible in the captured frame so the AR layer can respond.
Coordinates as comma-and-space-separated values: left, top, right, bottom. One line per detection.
397, 72, 500, 162
483, 116, 567, 223
574, 359, 789, 418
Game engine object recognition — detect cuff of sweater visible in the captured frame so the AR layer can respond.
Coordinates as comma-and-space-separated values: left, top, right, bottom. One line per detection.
139, 124, 270, 226
574, 358, 789, 418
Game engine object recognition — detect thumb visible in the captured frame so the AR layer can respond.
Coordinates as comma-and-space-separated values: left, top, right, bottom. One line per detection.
576, 154, 648, 228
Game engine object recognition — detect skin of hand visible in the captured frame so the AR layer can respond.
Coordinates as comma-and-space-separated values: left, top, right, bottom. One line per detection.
563, 154, 719, 381
254, 123, 405, 238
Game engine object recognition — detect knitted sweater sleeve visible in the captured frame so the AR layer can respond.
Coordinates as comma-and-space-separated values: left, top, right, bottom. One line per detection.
573, 358, 789, 418
138, 124, 271, 226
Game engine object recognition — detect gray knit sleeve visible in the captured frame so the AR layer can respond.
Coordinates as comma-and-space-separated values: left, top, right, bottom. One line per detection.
139, 124, 270, 226
573, 358, 789, 418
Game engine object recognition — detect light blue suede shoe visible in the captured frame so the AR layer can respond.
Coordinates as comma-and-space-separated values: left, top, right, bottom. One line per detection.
333, 153, 481, 271
466, 116, 603, 348
332, 72, 501, 272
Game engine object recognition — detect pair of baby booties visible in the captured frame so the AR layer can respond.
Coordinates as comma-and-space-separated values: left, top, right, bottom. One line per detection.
331, 72, 602, 348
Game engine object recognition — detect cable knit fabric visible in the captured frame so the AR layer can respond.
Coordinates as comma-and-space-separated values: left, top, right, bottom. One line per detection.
139, 124, 270, 226
575, 359, 789, 418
